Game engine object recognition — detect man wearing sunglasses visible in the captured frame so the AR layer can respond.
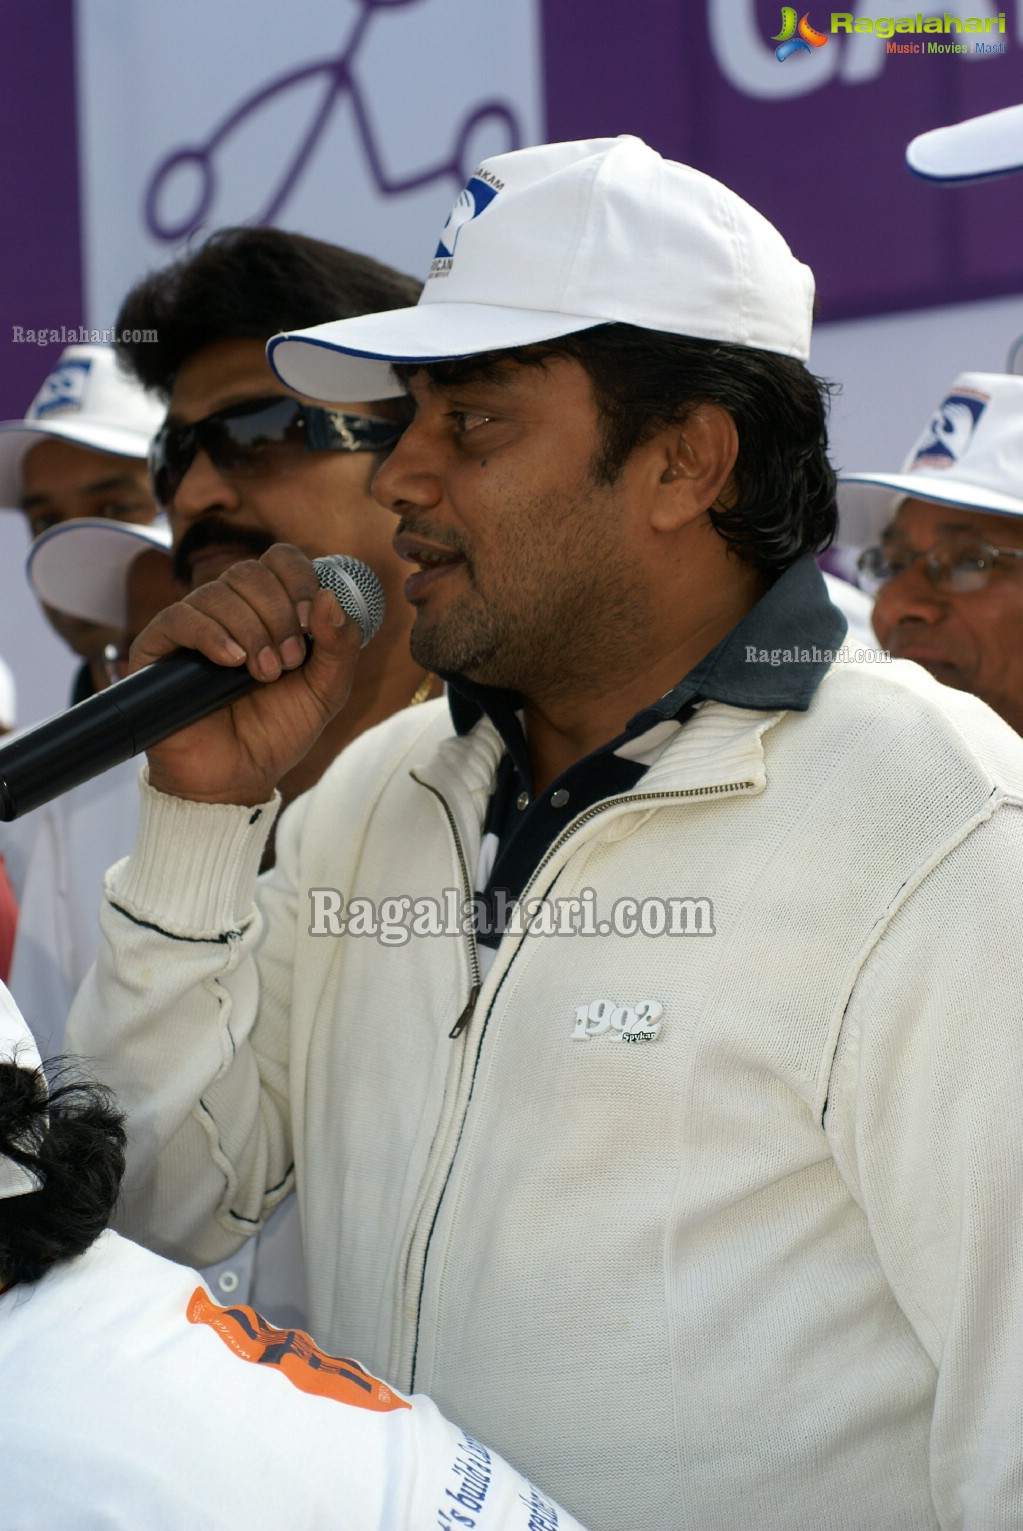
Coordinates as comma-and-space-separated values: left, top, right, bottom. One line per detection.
841, 371, 1023, 735
114, 226, 436, 809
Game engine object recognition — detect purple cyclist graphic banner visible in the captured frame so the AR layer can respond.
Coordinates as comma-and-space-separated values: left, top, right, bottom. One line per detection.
1, 0, 1022, 420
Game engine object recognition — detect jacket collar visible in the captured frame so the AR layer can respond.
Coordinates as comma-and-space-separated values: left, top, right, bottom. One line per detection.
414, 555, 845, 851
444, 554, 846, 755
413, 697, 784, 871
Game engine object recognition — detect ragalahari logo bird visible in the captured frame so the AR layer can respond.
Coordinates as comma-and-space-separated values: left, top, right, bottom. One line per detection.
773, 9, 829, 60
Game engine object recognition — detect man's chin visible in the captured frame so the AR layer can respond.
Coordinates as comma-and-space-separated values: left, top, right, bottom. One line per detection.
409, 612, 502, 681
927, 660, 967, 684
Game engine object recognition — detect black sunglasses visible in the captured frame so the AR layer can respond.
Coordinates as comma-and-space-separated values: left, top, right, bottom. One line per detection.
149, 395, 403, 507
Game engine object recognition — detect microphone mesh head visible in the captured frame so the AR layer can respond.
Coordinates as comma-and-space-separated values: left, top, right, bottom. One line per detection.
312, 556, 386, 647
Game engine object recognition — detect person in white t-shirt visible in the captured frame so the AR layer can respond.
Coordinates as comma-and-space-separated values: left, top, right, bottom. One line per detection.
0, 978, 585, 1531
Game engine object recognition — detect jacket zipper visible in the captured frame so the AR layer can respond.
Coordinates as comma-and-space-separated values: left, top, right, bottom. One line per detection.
412, 776, 483, 1037
397, 772, 755, 1385
511, 780, 757, 925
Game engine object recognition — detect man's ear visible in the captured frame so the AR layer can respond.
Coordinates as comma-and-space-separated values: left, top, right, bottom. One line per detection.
650, 405, 738, 532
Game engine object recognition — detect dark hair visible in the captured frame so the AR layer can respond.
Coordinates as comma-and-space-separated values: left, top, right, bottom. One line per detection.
116, 226, 422, 399
399, 325, 837, 576
0, 1059, 126, 1286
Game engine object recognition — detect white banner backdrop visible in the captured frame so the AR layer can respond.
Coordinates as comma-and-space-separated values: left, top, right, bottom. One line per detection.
76, 0, 543, 325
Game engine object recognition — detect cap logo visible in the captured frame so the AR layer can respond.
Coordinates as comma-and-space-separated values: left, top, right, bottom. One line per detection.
429, 171, 503, 280
911, 388, 988, 471
30, 358, 92, 421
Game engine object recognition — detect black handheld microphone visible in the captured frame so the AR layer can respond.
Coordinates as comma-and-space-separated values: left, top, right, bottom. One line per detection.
0, 555, 386, 822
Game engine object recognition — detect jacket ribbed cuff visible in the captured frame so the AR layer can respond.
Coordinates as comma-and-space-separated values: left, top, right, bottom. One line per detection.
106, 768, 281, 936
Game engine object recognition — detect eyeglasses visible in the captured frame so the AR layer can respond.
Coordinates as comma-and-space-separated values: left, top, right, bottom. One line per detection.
149, 395, 403, 507
857, 537, 1023, 596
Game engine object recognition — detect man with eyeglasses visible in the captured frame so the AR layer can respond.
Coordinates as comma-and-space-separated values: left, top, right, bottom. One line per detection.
842, 372, 1023, 735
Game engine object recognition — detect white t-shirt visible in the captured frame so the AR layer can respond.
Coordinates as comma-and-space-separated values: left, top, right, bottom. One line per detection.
0, 1229, 586, 1531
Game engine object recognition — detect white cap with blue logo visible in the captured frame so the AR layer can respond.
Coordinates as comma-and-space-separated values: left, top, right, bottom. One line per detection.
268, 136, 815, 404
0, 345, 164, 511
838, 372, 1023, 546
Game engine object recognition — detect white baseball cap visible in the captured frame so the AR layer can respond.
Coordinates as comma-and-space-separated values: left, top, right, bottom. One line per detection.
27, 516, 173, 628
0, 979, 45, 1201
907, 103, 1023, 183
838, 372, 1023, 546
0, 345, 164, 510
269, 135, 815, 404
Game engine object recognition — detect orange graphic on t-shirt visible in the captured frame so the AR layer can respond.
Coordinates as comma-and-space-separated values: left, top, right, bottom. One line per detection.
187, 1287, 412, 1413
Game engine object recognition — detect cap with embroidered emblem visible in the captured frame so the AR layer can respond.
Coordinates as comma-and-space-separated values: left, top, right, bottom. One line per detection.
0, 345, 164, 511
268, 135, 815, 404
838, 372, 1023, 546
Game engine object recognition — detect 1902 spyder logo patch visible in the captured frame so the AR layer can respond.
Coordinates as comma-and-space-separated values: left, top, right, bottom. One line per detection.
572, 999, 663, 1042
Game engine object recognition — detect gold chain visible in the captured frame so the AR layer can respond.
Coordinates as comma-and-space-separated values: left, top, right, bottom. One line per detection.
407, 673, 435, 707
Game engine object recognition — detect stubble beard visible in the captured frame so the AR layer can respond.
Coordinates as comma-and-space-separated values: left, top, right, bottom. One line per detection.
406, 467, 641, 693
408, 588, 505, 680
408, 542, 643, 698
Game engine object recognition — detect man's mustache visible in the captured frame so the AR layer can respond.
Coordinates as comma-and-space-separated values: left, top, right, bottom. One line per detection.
173, 518, 277, 585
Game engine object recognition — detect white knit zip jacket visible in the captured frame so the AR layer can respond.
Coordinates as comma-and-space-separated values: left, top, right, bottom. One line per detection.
68, 657, 1023, 1531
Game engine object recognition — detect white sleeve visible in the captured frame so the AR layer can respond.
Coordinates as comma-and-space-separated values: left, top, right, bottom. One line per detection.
396, 1392, 589, 1531
65, 771, 298, 1267
180, 1276, 591, 1531
2, 1234, 594, 1530
825, 798, 1023, 1529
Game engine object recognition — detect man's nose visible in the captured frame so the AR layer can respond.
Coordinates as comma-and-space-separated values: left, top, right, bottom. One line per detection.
371, 420, 444, 517
872, 559, 946, 634
165, 448, 243, 526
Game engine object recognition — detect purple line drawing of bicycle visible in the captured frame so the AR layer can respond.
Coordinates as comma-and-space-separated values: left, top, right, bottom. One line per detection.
143, 0, 524, 243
